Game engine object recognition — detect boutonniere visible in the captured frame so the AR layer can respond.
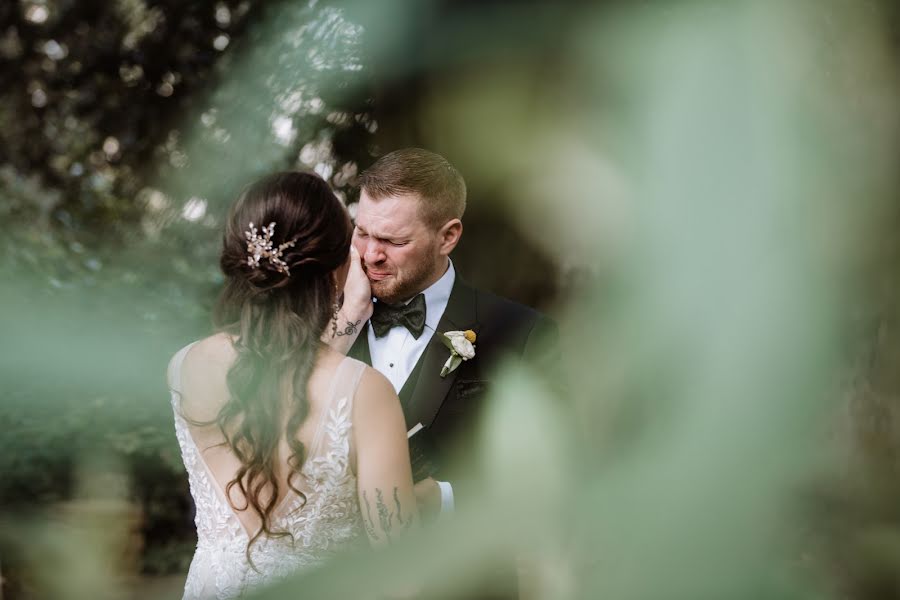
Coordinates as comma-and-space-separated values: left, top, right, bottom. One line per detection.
439, 329, 477, 377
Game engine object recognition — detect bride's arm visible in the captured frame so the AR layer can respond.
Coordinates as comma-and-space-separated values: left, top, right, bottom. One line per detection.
353, 368, 419, 546
323, 246, 373, 354
322, 302, 371, 353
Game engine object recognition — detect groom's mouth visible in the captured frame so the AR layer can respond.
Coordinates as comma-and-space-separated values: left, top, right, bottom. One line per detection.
366, 270, 392, 281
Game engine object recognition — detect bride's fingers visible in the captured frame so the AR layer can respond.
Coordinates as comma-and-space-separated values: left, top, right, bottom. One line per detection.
343, 245, 373, 312
350, 245, 365, 272
348, 246, 365, 280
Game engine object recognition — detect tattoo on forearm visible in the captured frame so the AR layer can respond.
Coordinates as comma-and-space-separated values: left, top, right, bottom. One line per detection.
362, 490, 378, 540
335, 319, 361, 337
362, 486, 414, 543
376, 488, 394, 535
393, 487, 404, 525
393, 487, 413, 532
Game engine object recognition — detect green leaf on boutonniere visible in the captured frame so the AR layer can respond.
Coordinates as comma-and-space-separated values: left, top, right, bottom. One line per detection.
438, 332, 455, 352
440, 354, 463, 378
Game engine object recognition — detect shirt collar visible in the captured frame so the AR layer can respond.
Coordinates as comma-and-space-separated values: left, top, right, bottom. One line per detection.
416, 259, 455, 330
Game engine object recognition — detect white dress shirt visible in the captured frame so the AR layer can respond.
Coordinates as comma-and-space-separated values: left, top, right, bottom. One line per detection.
368, 261, 455, 394
367, 260, 456, 515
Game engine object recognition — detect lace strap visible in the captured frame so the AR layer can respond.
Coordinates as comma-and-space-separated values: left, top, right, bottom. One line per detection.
166, 341, 197, 395
307, 357, 366, 457
329, 356, 366, 411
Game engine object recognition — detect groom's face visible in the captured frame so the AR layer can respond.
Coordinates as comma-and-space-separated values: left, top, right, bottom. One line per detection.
353, 190, 444, 305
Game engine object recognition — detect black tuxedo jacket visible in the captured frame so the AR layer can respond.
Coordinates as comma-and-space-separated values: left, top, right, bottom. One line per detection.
348, 276, 559, 502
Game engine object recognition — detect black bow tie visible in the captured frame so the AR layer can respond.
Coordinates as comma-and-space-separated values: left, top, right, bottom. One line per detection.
370, 293, 426, 339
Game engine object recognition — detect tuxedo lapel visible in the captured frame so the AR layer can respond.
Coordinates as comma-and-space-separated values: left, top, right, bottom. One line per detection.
406, 278, 479, 428
347, 323, 372, 366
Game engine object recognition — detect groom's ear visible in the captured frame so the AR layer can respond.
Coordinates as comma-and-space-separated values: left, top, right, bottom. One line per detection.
437, 219, 463, 256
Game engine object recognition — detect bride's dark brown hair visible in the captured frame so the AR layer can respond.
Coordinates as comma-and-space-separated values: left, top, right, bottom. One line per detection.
212, 171, 351, 558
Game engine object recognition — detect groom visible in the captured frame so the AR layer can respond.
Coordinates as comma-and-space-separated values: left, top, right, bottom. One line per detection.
332, 147, 559, 517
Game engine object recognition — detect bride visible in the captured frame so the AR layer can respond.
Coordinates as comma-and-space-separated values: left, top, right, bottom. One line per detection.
167, 172, 417, 599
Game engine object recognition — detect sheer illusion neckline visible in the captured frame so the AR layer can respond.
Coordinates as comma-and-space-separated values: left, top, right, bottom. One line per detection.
172, 342, 354, 539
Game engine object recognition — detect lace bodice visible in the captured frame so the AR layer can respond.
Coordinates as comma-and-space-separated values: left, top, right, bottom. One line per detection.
168, 343, 366, 599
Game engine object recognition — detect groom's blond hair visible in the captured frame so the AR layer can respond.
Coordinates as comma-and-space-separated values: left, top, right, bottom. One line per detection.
358, 148, 466, 229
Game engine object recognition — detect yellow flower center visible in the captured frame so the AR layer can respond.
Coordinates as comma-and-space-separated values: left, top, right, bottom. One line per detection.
464, 329, 477, 343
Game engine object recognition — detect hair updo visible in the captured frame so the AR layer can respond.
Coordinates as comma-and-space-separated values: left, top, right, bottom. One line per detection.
219, 171, 351, 298
211, 171, 352, 562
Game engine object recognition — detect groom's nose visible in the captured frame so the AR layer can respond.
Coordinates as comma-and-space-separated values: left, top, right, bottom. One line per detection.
363, 240, 387, 265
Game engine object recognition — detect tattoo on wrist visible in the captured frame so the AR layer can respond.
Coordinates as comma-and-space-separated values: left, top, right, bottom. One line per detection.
335, 319, 361, 337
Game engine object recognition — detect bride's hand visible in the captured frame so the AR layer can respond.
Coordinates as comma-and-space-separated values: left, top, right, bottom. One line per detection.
342, 245, 373, 322
323, 246, 372, 352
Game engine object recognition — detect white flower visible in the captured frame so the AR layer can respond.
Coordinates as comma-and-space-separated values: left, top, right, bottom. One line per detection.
449, 335, 475, 360
439, 329, 477, 377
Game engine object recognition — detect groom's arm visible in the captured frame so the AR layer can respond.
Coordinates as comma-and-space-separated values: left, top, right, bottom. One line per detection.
437, 312, 562, 512
408, 427, 454, 519
412, 306, 563, 516
413, 477, 453, 520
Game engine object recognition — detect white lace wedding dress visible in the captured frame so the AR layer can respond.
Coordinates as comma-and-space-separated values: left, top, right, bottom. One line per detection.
168, 343, 367, 599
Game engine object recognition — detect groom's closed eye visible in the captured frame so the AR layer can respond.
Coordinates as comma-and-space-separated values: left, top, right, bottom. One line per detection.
357, 229, 407, 247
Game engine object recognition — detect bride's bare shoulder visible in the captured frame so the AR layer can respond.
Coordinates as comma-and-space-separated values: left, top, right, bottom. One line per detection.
166, 333, 234, 389
176, 333, 236, 420
185, 332, 237, 367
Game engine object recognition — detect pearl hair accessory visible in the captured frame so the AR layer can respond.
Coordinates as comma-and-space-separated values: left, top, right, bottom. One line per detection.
245, 221, 296, 276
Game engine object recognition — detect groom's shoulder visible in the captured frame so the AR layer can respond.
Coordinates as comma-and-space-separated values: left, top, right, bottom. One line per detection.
472, 286, 545, 324
466, 286, 560, 377
465, 284, 556, 344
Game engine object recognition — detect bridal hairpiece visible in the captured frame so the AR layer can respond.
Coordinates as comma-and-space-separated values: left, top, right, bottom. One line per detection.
245, 221, 296, 276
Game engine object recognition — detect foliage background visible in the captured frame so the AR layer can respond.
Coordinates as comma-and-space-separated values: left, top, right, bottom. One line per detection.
3, 0, 900, 599
0, 0, 564, 593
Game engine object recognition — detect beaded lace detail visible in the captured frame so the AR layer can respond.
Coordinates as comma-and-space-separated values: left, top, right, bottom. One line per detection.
169, 344, 365, 599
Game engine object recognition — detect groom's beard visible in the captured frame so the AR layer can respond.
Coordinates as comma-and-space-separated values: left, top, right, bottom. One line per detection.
368, 253, 441, 306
